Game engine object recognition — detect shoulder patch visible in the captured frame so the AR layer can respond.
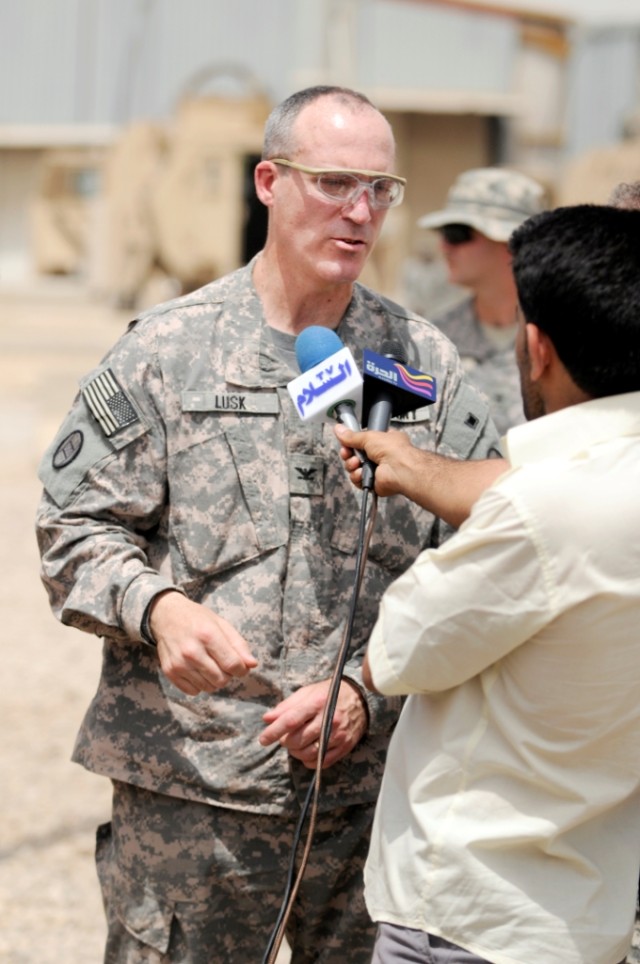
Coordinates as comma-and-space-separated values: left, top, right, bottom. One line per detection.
52, 430, 84, 469
82, 369, 139, 436
439, 381, 491, 459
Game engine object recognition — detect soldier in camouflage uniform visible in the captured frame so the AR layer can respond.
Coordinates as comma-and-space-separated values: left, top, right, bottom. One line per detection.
417, 167, 546, 437
35, 86, 501, 964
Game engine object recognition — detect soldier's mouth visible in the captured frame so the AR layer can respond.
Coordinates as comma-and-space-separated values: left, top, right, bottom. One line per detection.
336, 238, 366, 249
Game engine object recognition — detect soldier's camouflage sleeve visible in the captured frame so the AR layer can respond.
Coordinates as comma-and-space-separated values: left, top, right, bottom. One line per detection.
36, 320, 179, 642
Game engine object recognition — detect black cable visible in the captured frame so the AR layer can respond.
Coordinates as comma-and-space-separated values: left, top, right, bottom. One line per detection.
260, 776, 316, 964
261, 486, 378, 964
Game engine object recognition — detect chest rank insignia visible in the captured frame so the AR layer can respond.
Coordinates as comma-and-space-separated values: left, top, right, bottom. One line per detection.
289, 454, 324, 496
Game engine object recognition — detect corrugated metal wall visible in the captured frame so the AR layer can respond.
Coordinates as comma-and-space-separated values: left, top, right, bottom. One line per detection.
0, 0, 518, 127
566, 24, 640, 154
1, 0, 638, 162
0, 0, 296, 125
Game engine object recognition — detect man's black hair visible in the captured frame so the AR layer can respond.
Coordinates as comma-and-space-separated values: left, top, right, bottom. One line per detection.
510, 204, 640, 398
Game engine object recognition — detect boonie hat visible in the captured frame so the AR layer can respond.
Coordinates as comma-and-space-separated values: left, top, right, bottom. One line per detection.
418, 167, 546, 242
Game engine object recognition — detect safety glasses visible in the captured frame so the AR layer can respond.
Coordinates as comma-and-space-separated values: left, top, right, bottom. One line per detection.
270, 158, 406, 210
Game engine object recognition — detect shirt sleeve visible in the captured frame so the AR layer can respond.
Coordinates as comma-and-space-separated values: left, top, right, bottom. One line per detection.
35, 322, 176, 644
367, 481, 555, 696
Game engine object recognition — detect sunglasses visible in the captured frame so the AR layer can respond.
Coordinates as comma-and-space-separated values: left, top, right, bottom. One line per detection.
439, 224, 476, 246
270, 158, 406, 210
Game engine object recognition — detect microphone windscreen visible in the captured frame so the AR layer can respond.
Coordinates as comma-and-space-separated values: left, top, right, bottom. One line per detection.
295, 326, 343, 373
381, 340, 407, 364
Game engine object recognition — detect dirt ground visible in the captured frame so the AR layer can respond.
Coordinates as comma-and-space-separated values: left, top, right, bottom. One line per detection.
0, 280, 291, 963
0, 281, 123, 962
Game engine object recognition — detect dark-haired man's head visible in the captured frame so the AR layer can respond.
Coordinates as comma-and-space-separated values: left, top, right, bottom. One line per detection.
510, 205, 640, 406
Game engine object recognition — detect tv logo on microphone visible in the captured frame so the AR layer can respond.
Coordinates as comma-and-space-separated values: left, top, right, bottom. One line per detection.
361, 348, 436, 426
288, 344, 364, 424
286, 327, 437, 429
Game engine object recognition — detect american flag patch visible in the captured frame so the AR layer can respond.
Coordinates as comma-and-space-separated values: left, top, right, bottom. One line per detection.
83, 369, 139, 436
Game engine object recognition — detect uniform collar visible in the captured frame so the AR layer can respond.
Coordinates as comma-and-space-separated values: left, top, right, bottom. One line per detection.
222, 263, 368, 389
504, 392, 640, 467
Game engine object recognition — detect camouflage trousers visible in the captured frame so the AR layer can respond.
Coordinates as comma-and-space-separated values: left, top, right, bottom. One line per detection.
96, 780, 377, 964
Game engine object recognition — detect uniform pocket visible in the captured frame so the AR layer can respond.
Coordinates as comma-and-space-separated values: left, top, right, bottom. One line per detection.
96, 820, 174, 955
168, 421, 288, 578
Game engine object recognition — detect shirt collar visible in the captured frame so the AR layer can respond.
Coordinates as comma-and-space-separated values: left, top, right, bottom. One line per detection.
504, 391, 640, 468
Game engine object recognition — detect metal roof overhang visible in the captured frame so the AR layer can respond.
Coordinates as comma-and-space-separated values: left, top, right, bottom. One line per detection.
363, 86, 523, 116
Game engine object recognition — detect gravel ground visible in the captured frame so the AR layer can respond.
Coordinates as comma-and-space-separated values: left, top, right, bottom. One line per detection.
0, 283, 124, 963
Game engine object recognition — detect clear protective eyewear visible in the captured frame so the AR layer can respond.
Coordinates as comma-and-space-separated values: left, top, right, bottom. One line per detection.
270, 158, 406, 210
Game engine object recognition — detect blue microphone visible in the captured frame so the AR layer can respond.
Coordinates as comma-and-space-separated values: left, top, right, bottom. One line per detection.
295, 326, 343, 374
288, 326, 364, 432
287, 326, 374, 475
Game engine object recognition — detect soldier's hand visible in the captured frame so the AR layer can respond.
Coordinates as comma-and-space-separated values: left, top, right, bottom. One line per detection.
259, 679, 368, 770
149, 591, 258, 695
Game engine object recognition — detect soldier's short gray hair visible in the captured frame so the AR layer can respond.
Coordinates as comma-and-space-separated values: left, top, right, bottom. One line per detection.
262, 86, 378, 161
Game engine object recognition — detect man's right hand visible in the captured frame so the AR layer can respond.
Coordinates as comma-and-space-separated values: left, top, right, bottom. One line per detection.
334, 424, 508, 529
149, 591, 258, 695
335, 425, 419, 499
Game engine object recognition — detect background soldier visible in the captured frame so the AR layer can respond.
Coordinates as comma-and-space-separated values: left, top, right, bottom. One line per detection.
417, 167, 546, 436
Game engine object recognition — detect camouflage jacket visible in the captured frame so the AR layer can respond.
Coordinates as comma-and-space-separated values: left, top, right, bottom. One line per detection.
433, 295, 525, 437
36, 262, 500, 816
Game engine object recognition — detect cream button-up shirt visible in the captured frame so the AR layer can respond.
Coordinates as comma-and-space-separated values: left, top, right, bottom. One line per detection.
365, 392, 640, 964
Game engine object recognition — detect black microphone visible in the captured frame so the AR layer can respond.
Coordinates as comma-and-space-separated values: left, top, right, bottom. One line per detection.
360, 340, 437, 490
365, 340, 407, 432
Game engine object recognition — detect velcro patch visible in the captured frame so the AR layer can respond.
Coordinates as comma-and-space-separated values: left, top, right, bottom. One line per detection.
392, 404, 433, 424
83, 369, 139, 436
52, 430, 84, 469
182, 391, 279, 414
289, 455, 324, 496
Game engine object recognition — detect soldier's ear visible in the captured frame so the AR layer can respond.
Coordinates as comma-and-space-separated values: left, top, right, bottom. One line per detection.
254, 160, 278, 207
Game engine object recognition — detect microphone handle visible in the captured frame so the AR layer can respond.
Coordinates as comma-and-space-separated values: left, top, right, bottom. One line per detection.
366, 389, 394, 433
360, 388, 395, 490
334, 402, 371, 468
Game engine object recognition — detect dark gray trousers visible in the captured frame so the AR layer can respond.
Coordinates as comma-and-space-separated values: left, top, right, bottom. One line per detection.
371, 923, 494, 964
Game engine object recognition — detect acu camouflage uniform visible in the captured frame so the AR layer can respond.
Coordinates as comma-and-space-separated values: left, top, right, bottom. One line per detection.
36, 260, 500, 963
432, 294, 525, 437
